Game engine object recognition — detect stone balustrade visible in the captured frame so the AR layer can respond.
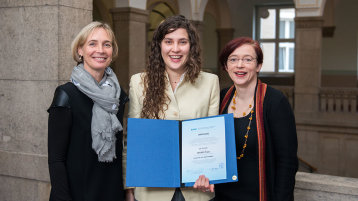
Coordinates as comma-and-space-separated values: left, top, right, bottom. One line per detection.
272, 86, 358, 115
320, 87, 358, 113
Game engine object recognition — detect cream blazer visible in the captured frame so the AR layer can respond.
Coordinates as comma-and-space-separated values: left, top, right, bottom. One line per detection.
124, 71, 220, 201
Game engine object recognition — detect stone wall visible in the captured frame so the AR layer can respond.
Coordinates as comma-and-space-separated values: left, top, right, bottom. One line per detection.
0, 1, 92, 200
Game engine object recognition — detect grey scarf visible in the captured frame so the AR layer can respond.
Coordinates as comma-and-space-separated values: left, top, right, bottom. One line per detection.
70, 63, 122, 162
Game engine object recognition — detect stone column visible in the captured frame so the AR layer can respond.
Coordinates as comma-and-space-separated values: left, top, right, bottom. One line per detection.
294, 17, 323, 117
217, 28, 234, 89
0, 1, 92, 201
111, 7, 149, 92
190, 20, 205, 49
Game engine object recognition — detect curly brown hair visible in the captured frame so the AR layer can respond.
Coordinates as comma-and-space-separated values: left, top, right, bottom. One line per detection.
141, 15, 202, 119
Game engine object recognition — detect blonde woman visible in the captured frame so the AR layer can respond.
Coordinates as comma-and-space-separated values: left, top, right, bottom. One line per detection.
48, 22, 127, 201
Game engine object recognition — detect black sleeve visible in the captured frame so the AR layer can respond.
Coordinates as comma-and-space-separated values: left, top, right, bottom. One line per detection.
48, 88, 73, 201
117, 90, 129, 125
267, 92, 298, 201
220, 87, 230, 103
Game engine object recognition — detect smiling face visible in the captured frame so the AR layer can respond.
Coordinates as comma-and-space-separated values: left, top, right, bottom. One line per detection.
78, 28, 113, 75
161, 28, 190, 75
226, 44, 262, 88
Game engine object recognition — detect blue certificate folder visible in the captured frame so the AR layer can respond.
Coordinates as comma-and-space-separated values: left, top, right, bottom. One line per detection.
126, 113, 238, 187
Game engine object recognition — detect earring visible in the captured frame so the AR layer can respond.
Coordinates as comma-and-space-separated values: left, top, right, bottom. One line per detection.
79, 55, 82, 61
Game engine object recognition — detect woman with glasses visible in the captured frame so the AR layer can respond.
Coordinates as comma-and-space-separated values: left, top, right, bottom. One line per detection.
214, 37, 298, 201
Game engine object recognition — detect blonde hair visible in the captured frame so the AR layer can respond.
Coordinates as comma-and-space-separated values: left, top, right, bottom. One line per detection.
71, 21, 118, 63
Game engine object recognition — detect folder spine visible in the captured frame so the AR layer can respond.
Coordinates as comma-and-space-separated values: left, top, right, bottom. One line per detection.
179, 120, 185, 187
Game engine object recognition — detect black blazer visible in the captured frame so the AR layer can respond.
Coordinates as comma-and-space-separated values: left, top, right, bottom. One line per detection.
219, 86, 298, 201
48, 82, 128, 201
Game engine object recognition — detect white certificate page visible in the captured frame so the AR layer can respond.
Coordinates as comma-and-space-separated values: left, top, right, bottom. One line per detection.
181, 116, 227, 183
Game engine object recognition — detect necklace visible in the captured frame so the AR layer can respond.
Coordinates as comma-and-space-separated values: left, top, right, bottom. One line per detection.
231, 90, 253, 117
170, 77, 181, 84
237, 109, 254, 160
230, 90, 254, 160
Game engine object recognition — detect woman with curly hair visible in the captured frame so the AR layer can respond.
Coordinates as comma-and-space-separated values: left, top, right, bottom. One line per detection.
125, 15, 220, 201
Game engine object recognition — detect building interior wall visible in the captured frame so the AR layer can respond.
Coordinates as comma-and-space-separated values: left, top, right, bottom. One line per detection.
91, 0, 358, 87
321, 0, 358, 87
92, 0, 358, 178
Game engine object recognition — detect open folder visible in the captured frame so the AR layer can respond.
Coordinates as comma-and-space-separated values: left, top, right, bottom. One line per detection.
126, 113, 238, 187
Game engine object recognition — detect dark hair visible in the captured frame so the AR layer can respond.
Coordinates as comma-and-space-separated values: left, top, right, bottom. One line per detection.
141, 15, 201, 119
219, 37, 263, 70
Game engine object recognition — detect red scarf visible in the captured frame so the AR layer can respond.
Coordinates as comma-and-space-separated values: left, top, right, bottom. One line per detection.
220, 80, 268, 201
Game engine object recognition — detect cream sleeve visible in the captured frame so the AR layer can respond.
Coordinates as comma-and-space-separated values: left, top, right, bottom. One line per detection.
208, 75, 220, 117
123, 73, 143, 189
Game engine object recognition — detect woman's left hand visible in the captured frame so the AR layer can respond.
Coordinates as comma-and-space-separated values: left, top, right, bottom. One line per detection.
193, 175, 215, 193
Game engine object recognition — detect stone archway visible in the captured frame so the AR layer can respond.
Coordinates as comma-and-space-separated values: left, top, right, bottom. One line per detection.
147, 1, 177, 46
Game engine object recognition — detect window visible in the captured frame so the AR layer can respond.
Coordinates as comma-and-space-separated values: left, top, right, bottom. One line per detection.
255, 6, 295, 73
148, 2, 175, 44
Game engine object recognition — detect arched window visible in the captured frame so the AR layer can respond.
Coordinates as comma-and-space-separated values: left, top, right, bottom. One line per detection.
147, 2, 175, 44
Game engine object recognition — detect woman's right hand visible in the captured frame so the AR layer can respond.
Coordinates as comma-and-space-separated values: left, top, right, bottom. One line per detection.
125, 189, 135, 201
193, 175, 215, 193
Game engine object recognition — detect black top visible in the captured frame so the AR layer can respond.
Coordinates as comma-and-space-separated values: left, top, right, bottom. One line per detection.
215, 90, 259, 201
215, 85, 298, 201
215, 116, 259, 201
47, 82, 128, 201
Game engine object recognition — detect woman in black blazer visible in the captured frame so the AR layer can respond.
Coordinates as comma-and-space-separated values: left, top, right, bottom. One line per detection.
214, 37, 298, 201
48, 21, 127, 201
